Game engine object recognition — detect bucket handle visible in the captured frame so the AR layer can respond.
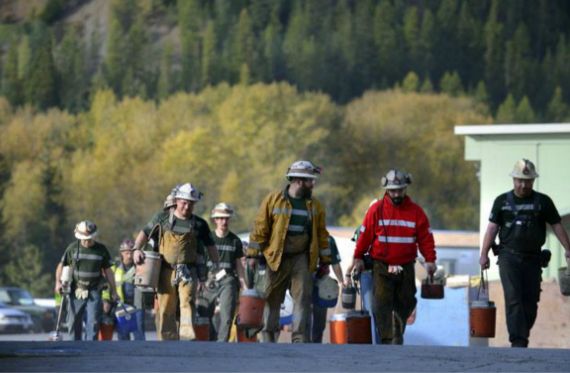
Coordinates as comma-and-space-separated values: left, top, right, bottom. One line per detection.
476, 269, 488, 301
245, 261, 255, 290
351, 272, 366, 312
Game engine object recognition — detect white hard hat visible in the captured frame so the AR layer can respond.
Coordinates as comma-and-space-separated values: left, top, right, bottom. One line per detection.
119, 239, 134, 252
211, 202, 234, 218
286, 160, 321, 179
381, 169, 412, 190
163, 194, 176, 210
173, 183, 202, 201
74, 220, 98, 240
510, 159, 539, 179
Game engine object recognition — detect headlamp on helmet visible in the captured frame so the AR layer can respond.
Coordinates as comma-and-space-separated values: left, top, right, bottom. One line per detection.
74, 220, 98, 240
510, 159, 539, 179
286, 160, 321, 180
173, 183, 203, 201
381, 169, 412, 190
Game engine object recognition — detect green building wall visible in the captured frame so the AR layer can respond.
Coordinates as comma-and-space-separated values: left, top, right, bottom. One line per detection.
455, 124, 570, 280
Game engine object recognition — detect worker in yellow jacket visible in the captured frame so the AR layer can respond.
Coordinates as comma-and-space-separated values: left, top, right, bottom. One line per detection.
247, 160, 331, 343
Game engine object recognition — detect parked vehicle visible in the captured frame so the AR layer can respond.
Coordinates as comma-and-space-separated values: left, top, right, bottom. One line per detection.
0, 287, 56, 333
0, 301, 34, 333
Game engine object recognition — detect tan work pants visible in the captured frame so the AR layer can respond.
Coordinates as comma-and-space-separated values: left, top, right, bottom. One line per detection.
262, 253, 312, 343
156, 266, 197, 340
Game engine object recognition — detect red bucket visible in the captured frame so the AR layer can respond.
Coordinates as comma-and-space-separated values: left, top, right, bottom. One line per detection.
193, 317, 210, 341
346, 311, 372, 344
237, 328, 258, 343
421, 276, 444, 299
237, 289, 265, 329
98, 322, 114, 341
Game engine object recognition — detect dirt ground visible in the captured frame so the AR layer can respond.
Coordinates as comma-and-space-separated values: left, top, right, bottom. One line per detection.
489, 278, 570, 348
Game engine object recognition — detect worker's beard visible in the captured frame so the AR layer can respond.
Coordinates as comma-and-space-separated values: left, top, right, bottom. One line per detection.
300, 185, 313, 199
390, 196, 403, 205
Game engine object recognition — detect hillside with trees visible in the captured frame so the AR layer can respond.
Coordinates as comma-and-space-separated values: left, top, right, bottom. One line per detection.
1, 0, 569, 119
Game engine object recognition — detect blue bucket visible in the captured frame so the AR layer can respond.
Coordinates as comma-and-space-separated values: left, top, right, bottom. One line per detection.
115, 304, 138, 334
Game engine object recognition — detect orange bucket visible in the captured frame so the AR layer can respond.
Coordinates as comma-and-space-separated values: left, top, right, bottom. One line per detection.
237, 289, 265, 329
470, 300, 496, 338
346, 311, 372, 344
98, 322, 114, 341
237, 328, 258, 343
193, 317, 210, 341
329, 313, 348, 344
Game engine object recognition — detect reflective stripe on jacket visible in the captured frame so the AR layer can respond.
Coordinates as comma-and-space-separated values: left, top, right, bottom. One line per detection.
248, 186, 331, 272
354, 194, 436, 265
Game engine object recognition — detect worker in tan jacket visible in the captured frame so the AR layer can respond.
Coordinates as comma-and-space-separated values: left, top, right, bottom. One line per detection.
248, 160, 331, 343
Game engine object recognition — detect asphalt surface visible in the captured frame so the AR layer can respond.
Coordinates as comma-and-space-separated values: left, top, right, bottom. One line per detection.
0, 341, 569, 372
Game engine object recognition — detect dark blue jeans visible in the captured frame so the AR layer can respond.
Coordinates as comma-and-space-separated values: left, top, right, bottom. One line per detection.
498, 249, 542, 347
67, 289, 102, 341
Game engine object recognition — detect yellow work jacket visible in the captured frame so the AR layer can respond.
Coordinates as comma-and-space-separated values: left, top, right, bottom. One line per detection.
247, 186, 331, 272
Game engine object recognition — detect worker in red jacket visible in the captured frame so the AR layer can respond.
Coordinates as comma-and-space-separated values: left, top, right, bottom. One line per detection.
352, 169, 437, 345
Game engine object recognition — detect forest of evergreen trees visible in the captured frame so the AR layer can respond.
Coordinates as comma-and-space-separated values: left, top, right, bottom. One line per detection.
1, 0, 570, 121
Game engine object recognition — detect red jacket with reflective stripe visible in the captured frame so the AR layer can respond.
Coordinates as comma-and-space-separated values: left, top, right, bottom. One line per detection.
354, 194, 436, 265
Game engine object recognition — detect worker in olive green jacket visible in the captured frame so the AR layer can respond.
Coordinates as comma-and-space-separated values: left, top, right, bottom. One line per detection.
248, 160, 331, 343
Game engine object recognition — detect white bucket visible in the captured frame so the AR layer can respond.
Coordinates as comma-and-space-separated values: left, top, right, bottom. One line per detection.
61, 266, 73, 285
134, 251, 161, 288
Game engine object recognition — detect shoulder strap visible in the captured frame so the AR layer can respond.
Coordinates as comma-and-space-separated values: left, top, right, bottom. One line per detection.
506, 191, 519, 218
533, 192, 540, 216
168, 210, 175, 230
72, 240, 80, 266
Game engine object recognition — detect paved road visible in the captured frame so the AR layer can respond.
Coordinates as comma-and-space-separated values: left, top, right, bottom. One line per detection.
0, 340, 568, 372
0, 332, 158, 342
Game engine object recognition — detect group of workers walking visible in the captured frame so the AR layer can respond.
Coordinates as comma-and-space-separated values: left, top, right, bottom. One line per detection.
53, 158, 570, 348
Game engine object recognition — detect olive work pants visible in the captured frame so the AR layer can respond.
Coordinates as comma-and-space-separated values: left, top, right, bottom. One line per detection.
498, 249, 542, 348
262, 252, 313, 343
372, 260, 417, 345
156, 266, 197, 340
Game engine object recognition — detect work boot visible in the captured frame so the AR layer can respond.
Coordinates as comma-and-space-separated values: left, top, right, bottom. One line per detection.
392, 335, 404, 345
261, 331, 277, 343
511, 339, 528, 348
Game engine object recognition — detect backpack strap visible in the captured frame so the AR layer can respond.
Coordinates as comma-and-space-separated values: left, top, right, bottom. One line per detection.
506, 191, 519, 220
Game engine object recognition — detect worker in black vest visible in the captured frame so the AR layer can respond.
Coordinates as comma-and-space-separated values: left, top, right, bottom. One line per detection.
480, 159, 570, 348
